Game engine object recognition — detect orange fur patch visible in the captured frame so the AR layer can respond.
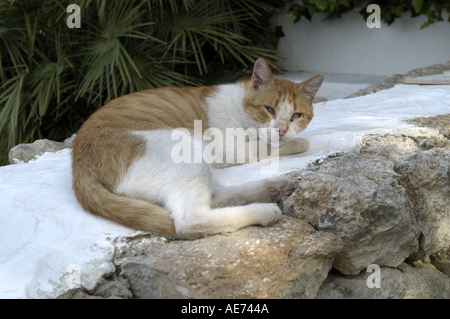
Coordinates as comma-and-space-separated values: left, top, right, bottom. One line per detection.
241, 76, 314, 129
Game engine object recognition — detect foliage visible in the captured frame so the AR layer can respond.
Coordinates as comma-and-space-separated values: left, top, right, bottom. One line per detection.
288, 0, 355, 22
0, 0, 288, 165
288, 0, 450, 28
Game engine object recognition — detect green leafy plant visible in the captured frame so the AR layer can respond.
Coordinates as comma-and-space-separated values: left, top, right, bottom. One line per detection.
288, 0, 450, 28
288, 0, 355, 23
0, 0, 288, 165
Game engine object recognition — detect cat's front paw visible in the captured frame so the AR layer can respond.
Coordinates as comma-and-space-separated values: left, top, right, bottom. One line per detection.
266, 178, 295, 203
280, 137, 310, 156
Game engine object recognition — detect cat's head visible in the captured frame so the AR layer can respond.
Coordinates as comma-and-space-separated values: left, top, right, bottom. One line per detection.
242, 58, 324, 145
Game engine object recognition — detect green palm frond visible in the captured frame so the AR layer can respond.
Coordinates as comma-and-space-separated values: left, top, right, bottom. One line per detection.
0, 0, 288, 165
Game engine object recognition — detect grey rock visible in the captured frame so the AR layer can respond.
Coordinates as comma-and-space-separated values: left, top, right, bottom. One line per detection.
408, 113, 450, 139
92, 275, 133, 299
316, 261, 450, 299
313, 96, 329, 103
396, 149, 450, 269
284, 117, 450, 278
361, 135, 421, 160
62, 134, 76, 148
403, 63, 450, 78
431, 249, 450, 278
69, 290, 123, 299
8, 134, 75, 164
346, 63, 450, 98
361, 126, 450, 277
282, 154, 420, 275
346, 74, 404, 98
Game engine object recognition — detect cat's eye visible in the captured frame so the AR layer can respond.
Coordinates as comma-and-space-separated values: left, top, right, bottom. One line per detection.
265, 106, 275, 115
291, 113, 304, 121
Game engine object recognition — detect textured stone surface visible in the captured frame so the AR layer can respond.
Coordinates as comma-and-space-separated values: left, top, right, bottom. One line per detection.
316, 262, 450, 299
92, 275, 133, 299
113, 216, 343, 299
282, 154, 420, 275
313, 96, 329, 103
361, 126, 450, 278
408, 113, 450, 139
8, 134, 75, 164
396, 149, 450, 271
346, 63, 450, 98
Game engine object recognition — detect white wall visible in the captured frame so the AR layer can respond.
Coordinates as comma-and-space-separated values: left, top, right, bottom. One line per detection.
272, 3, 450, 76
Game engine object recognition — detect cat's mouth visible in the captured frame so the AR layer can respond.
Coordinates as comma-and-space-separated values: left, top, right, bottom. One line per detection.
278, 137, 289, 146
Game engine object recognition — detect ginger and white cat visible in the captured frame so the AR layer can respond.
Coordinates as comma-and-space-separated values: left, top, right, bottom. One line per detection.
72, 58, 324, 239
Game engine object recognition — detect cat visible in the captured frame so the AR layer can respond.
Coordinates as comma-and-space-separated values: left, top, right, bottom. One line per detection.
72, 58, 324, 239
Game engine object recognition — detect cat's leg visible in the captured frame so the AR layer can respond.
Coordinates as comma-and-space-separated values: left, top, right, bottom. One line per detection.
163, 162, 283, 239
278, 137, 310, 156
213, 137, 310, 168
210, 177, 295, 208
175, 201, 282, 239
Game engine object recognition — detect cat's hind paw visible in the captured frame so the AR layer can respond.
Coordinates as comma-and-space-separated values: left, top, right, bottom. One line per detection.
267, 178, 295, 203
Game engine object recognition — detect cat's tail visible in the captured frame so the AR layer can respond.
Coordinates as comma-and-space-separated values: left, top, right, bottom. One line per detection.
72, 171, 178, 238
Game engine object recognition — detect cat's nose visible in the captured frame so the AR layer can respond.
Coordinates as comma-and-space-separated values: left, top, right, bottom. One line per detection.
276, 122, 288, 137
278, 128, 286, 137
274, 120, 288, 139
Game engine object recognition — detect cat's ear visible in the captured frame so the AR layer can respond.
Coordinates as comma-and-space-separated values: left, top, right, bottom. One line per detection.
300, 74, 325, 103
251, 58, 274, 89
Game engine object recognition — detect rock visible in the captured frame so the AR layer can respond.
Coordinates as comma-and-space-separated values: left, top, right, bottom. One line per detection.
283, 114, 450, 278
313, 96, 329, 103
69, 290, 123, 299
381, 74, 405, 86
396, 149, 450, 270
408, 113, 450, 139
403, 63, 450, 78
92, 275, 133, 299
113, 216, 343, 299
8, 134, 75, 164
316, 261, 450, 299
361, 134, 421, 160
346, 63, 450, 98
282, 154, 420, 275
62, 134, 76, 147
346, 74, 404, 98
431, 249, 450, 277
361, 122, 450, 277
